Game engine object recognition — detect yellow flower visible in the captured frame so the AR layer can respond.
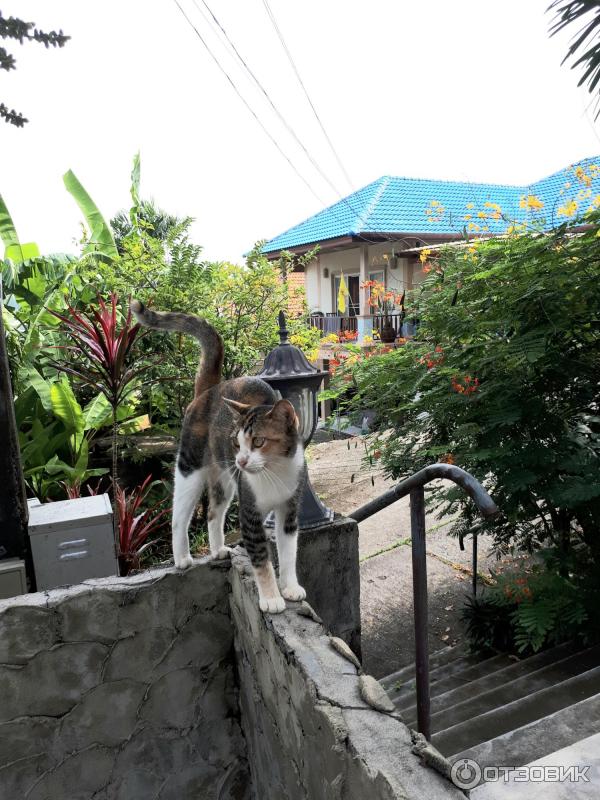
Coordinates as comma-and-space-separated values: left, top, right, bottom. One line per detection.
419, 248, 431, 264
466, 202, 474, 209
520, 194, 544, 211
430, 200, 440, 207
464, 214, 472, 220
557, 200, 578, 217
477, 211, 486, 218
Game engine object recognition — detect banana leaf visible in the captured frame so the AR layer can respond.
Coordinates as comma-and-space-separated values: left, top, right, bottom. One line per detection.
50, 377, 85, 434
63, 170, 118, 262
0, 193, 20, 253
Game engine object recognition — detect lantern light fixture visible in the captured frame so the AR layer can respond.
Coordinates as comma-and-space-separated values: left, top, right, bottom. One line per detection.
257, 311, 333, 529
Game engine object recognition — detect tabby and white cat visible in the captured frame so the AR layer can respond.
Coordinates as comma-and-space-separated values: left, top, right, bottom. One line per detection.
131, 300, 306, 613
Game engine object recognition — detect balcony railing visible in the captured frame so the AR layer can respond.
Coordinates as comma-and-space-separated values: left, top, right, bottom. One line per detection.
309, 312, 415, 338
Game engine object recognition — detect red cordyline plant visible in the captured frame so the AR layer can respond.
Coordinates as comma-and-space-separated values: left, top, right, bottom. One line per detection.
50, 292, 144, 492
115, 475, 170, 576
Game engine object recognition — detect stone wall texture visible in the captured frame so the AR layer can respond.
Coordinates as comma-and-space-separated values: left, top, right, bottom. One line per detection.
0, 539, 461, 800
230, 552, 462, 800
0, 560, 250, 800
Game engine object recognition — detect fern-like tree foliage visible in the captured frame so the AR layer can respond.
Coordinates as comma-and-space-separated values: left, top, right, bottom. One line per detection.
548, 1, 600, 117
110, 200, 188, 252
335, 207, 600, 568
0, 11, 69, 127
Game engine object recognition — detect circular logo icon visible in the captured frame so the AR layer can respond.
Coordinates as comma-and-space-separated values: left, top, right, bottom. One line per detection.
451, 758, 482, 790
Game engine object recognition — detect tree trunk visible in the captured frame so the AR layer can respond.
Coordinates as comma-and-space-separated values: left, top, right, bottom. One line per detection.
0, 307, 34, 586
111, 407, 119, 553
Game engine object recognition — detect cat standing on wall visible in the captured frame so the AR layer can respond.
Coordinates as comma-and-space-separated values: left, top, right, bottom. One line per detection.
131, 300, 306, 613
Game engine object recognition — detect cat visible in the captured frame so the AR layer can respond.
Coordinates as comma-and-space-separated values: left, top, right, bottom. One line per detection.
131, 299, 307, 613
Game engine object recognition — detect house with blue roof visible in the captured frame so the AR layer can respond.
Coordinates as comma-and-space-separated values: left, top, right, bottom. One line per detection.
262, 156, 600, 340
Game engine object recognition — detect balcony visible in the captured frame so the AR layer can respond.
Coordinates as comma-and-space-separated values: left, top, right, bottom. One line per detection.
309, 312, 416, 339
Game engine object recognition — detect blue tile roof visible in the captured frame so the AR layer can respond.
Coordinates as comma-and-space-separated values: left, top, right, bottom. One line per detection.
262, 157, 600, 253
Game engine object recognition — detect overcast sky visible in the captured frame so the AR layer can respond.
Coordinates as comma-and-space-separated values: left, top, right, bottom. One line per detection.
2, 0, 600, 263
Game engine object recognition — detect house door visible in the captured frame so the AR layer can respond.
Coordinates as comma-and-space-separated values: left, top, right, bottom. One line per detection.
334, 274, 360, 316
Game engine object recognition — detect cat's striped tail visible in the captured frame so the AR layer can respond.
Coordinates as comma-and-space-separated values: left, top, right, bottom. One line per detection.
131, 300, 224, 397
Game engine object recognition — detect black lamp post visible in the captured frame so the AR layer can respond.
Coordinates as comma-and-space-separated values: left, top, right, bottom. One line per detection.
258, 311, 333, 529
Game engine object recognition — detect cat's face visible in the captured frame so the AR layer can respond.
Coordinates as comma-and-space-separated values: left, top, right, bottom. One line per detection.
223, 399, 299, 474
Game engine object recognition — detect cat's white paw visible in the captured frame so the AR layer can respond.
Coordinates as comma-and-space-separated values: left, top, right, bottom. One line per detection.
259, 595, 286, 613
281, 584, 306, 602
174, 554, 194, 570
214, 546, 232, 560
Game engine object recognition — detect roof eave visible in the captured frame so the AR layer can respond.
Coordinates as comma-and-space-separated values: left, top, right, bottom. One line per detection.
263, 230, 464, 260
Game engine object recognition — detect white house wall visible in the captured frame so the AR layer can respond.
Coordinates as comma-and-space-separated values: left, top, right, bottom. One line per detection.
305, 245, 417, 313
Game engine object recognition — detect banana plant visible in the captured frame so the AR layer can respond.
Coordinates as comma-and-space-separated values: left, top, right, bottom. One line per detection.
17, 377, 108, 501
63, 170, 118, 262
0, 192, 40, 284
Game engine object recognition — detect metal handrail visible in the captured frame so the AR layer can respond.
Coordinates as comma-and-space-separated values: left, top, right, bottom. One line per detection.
348, 463, 498, 740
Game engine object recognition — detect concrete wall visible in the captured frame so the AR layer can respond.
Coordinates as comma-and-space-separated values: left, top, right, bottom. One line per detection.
231, 551, 462, 800
0, 560, 250, 800
296, 516, 361, 658
0, 544, 459, 800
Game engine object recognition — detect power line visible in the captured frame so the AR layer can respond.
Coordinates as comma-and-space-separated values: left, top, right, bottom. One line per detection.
172, 0, 326, 205
174, 1, 431, 256
192, 0, 351, 206
261, 0, 355, 193
186, 0, 411, 251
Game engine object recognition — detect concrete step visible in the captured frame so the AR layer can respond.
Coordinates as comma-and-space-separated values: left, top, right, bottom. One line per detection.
403, 641, 585, 726
432, 663, 600, 756
393, 652, 515, 712
379, 644, 465, 693
451, 691, 600, 771
422, 645, 600, 733
469, 730, 600, 799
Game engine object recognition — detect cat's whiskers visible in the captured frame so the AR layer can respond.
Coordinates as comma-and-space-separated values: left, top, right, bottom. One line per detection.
263, 466, 294, 496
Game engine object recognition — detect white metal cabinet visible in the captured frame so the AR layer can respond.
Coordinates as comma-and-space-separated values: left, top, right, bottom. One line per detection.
28, 494, 117, 590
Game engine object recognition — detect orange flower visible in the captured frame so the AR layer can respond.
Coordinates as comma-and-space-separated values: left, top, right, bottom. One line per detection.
451, 375, 479, 395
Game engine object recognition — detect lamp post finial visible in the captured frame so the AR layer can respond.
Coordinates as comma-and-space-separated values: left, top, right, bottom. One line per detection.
278, 310, 289, 345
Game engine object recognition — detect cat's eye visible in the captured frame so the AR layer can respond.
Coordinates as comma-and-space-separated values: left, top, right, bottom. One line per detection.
252, 436, 266, 448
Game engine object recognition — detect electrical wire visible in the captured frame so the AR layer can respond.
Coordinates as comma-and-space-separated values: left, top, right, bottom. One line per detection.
189, 0, 400, 248
175, 0, 435, 255
261, 0, 355, 193
172, 0, 326, 205
193, 0, 354, 210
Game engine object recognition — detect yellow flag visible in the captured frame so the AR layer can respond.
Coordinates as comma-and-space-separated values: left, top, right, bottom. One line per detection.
338, 273, 349, 314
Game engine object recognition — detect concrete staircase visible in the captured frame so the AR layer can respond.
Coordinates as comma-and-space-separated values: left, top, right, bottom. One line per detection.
380, 642, 600, 796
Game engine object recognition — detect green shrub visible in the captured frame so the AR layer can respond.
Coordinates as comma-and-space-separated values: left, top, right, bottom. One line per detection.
463, 548, 600, 655
337, 210, 600, 562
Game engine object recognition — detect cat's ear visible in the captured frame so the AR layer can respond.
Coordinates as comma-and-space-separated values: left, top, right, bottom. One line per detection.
222, 398, 251, 419
267, 399, 299, 430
